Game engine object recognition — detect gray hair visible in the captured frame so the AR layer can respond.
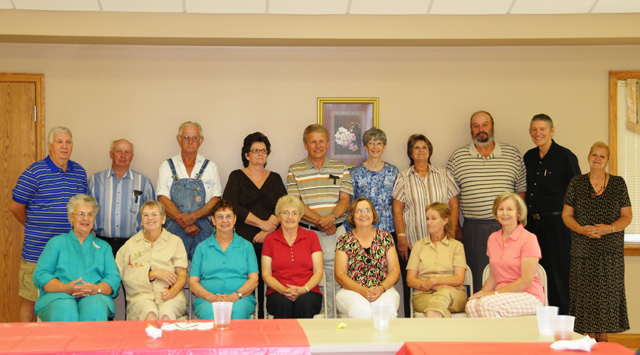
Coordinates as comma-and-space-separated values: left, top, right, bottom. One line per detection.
275, 195, 305, 218
177, 121, 203, 137
531, 114, 554, 129
362, 128, 387, 146
303, 124, 328, 143
47, 126, 72, 144
140, 200, 166, 217
492, 192, 528, 227
66, 194, 99, 225
110, 139, 134, 153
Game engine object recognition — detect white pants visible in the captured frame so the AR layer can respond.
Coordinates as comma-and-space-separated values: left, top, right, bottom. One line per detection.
336, 287, 400, 319
313, 224, 345, 319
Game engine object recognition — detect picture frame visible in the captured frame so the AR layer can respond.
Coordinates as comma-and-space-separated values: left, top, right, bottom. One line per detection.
317, 97, 379, 166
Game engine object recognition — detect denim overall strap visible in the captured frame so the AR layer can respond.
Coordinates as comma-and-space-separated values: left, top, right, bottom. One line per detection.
167, 158, 179, 182
195, 159, 209, 180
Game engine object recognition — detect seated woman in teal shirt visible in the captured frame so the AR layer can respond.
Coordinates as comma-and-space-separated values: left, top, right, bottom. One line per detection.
189, 200, 259, 319
33, 194, 121, 321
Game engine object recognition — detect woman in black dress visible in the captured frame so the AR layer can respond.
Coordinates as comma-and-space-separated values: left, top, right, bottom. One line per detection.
223, 132, 287, 318
562, 141, 633, 342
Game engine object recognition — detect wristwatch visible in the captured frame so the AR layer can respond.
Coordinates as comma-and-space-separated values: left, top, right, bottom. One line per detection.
332, 213, 338, 220
236, 291, 243, 299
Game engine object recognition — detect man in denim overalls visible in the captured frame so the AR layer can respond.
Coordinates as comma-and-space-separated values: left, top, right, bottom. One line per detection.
157, 121, 222, 259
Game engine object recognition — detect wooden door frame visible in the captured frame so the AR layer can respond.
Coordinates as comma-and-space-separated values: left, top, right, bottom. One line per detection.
0, 73, 46, 159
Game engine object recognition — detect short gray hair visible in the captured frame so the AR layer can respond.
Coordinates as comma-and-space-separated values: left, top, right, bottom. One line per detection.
140, 200, 166, 217
362, 128, 387, 146
48, 126, 72, 144
66, 194, 99, 225
110, 139, 134, 153
275, 196, 305, 218
177, 121, 203, 137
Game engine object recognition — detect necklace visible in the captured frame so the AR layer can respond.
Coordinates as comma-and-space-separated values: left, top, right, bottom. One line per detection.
589, 172, 608, 198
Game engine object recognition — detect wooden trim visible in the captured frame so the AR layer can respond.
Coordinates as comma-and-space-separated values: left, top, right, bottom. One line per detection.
609, 333, 640, 348
0, 73, 46, 160
625, 243, 640, 256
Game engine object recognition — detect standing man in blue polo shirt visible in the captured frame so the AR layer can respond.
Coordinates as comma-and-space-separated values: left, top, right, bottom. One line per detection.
10, 126, 88, 322
88, 139, 155, 256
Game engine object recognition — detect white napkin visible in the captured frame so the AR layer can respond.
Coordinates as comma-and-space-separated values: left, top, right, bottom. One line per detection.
145, 325, 162, 339
161, 322, 214, 331
550, 335, 597, 352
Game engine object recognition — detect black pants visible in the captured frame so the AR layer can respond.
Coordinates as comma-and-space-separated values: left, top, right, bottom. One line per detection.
526, 215, 571, 315
462, 218, 501, 293
96, 235, 128, 258
266, 292, 322, 319
392, 232, 412, 318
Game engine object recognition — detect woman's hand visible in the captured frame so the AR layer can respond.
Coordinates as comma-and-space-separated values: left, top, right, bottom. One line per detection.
284, 284, 304, 301
366, 286, 384, 302
72, 280, 99, 298
161, 290, 174, 302
420, 278, 436, 292
469, 290, 493, 300
217, 293, 240, 303
150, 269, 178, 285
260, 220, 277, 234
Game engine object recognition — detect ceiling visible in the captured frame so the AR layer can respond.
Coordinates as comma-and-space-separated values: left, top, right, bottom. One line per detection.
1, 0, 640, 15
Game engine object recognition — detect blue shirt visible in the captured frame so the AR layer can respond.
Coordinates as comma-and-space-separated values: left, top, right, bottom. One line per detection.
347, 162, 399, 233
33, 230, 121, 315
12, 156, 88, 262
88, 168, 156, 239
190, 232, 258, 309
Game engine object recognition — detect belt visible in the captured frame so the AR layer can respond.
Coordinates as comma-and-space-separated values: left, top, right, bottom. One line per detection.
530, 211, 562, 220
301, 222, 343, 232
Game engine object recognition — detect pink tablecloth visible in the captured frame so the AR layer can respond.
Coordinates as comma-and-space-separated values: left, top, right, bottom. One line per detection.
396, 341, 633, 355
0, 319, 310, 355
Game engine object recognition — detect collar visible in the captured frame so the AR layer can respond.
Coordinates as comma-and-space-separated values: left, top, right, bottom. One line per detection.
67, 229, 98, 246
206, 231, 242, 251
424, 235, 451, 247
410, 164, 435, 176
175, 153, 205, 165
107, 167, 133, 180
272, 226, 308, 246
303, 156, 327, 171
468, 142, 502, 159
135, 228, 170, 244
45, 155, 76, 173
500, 223, 526, 242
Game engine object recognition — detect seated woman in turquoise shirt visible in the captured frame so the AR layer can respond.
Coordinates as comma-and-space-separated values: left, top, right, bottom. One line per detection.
33, 194, 121, 322
189, 200, 259, 319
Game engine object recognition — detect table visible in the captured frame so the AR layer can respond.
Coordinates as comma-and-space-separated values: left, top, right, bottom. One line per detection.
397, 341, 634, 355
0, 319, 310, 355
298, 317, 581, 355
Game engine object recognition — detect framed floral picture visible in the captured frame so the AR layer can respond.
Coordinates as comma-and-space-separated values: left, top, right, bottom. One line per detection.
317, 97, 379, 166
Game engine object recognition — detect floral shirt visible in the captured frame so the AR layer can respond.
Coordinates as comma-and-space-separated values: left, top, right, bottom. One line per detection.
336, 229, 395, 287
347, 162, 399, 233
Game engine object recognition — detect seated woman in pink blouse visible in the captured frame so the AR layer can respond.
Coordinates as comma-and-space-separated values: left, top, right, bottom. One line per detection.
262, 196, 323, 318
465, 193, 544, 318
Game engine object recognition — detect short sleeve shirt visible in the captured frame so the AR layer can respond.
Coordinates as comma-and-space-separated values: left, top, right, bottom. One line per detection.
262, 227, 322, 296
486, 224, 544, 303
348, 162, 399, 233
336, 229, 395, 288
156, 154, 222, 202
406, 236, 466, 295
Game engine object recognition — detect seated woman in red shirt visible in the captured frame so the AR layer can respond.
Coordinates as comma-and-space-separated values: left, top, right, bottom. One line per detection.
465, 193, 544, 318
261, 196, 323, 318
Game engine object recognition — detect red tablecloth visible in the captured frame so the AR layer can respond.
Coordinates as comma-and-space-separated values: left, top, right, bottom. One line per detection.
396, 341, 633, 355
0, 319, 310, 355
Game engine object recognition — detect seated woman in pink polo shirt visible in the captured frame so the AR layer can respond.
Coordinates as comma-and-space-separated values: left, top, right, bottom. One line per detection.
262, 196, 323, 318
465, 193, 544, 318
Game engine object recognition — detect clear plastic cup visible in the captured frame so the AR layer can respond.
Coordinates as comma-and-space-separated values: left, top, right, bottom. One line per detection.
552, 315, 575, 341
536, 306, 559, 336
212, 302, 233, 330
372, 302, 391, 330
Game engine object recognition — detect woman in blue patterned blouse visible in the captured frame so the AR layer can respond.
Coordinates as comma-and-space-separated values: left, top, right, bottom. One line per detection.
348, 128, 399, 235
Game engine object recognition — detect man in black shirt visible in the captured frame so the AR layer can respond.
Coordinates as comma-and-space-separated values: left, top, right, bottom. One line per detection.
524, 114, 581, 315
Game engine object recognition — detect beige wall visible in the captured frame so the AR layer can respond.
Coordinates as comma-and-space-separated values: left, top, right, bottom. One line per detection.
1, 42, 638, 330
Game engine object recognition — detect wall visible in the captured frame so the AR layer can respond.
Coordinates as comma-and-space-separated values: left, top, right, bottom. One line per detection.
0, 42, 638, 331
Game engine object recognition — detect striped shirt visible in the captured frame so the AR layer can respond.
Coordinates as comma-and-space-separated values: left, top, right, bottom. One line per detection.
12, 156, 88, 262
391, 165, 460, 246
88, 167, 156, 239
287, 157, 353, 223
447, 142, 526, 220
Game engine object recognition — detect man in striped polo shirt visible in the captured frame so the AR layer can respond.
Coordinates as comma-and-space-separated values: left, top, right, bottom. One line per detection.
447, 111, 526, 292
287, 124, 353, 317
88, 139, 155, 256
10, 126, 88, 322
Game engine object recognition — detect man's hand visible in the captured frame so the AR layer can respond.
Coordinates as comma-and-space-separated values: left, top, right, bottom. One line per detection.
184, 224, 201, 236
396, 235, 411, 261
176, 212, 198, 228
315, 215, 335, 230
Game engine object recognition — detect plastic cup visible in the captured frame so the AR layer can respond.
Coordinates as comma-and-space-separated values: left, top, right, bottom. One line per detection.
536, 306, 558, 336
552, 315, 575, 341
372, 302, 391, 330
212, 302, 233, 330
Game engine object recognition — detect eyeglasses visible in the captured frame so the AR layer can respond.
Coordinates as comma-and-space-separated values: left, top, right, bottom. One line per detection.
367, 141, 384, 147
141, 212, 161, 219
355, 208, 371, 214
181, 136, 201, 143
71, 212, 95, 218
280, 210, 300, 216
249, 149, 267, 154
214, 214, 234, 221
